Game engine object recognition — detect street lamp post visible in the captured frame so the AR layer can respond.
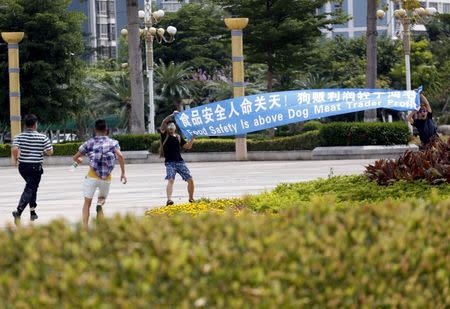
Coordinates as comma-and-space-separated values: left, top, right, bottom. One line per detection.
1, 32, 24, 142
225, 18, 249, 161
122, 1, 177, 134
394, 4, 437, 92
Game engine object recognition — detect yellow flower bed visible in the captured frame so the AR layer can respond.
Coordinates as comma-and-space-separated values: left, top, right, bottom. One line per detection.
146, 198, 244, 216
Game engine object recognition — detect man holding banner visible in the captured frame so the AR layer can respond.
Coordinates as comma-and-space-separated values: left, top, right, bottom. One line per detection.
160, 113, 195, 206
408, 94, 438, 148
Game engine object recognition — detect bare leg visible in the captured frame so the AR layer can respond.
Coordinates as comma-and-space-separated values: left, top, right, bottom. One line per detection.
187, 178, 194, 201
83, 197, 93, 227
96, 197, 105, 221
166, 179, 174, 201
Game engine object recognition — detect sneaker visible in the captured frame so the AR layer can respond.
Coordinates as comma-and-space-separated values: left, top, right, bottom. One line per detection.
166, 200, 174, 206
188, 199, 195, 203
12, 211, 21, 225
30, 211, 38, 221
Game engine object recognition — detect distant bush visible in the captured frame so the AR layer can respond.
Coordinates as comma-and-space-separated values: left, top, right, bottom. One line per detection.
302, 120, 322, 132
53, 142, 82, 156
319, 121, 410, 146
113, 134, 159, 151
0, 144, 10, 157
151, 131, 320, 153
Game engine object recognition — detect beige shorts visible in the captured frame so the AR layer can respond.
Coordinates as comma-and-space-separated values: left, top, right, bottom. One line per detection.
83, 176, 111, 199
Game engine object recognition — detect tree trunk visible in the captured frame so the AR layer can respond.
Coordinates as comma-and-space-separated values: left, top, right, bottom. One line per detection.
266, 63, 275, 137
364, 0, 378, 122
126, 0, 145, 133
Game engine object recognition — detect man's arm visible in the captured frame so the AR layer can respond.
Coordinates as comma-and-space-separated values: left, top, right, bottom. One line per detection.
114, 148, 127, 184
43, 137, 54, 156
160, 112, 177, 134
407, 111, 417, 124
182, 137, 194, 150
72, 151, 84, 164
12, 146, 19, 166
420, 94, 432, 112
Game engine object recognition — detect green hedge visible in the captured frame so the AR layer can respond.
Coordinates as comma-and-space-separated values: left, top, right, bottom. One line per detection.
248, 130, 320, 151
0, 144, 10, 157
319, 121, 410, 146
151, 131, 320, 153
302, 120, 323, 132
1, 199, 449, 307
53, 142, 83, 156
113, 133, 159, 151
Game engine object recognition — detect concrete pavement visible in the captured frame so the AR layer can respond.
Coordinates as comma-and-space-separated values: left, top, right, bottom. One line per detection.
0, 159, 374, 227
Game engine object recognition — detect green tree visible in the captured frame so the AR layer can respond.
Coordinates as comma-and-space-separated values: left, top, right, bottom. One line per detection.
155, 3, 229, 74
92, 72, 132, 132
210, 0, 347, 91
154, 60, 193, 123
427, 13, 450, 114
0, 0, 85, 125
389, 39, 439, 94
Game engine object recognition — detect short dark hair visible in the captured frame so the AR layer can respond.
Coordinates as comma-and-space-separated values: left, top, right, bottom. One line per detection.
95, 119, 107, 131
24, 114, 38, 128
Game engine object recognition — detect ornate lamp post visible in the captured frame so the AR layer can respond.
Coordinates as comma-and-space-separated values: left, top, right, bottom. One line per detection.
1, 32, 24, 142
394, 2, 437, 91
121, 1, 177, 134
225, 18, 248, 161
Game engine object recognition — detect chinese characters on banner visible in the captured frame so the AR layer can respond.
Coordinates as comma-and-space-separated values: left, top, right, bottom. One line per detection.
174, 88, 422, 140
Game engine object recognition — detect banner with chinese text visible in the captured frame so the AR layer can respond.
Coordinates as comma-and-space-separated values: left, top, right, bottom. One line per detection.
174, 88, 421, 140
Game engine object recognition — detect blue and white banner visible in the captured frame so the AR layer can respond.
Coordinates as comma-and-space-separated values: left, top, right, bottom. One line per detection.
175, 88, 422, 140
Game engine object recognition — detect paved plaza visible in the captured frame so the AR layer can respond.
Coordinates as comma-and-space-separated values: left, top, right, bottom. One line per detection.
0, 159, 374, 227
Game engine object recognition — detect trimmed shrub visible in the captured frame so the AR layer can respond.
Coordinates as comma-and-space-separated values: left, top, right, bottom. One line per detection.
319, 121, 410, 146
248, 130, 319, 151
302, 120, 322, 132
150, 131, 320, 153
53, 142, 83, 156
0, 144, 10, 157
1, 200, 449, 307
148, 175, 450, 215
113, 134, 159, 151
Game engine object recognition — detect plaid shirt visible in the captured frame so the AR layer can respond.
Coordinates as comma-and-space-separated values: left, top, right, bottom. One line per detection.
79, 136, 120, 179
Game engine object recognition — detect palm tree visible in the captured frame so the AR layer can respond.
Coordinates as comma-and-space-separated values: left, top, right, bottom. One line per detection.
92, 72, 132, 132
155, 60, 194, 116
295, 72, 337, 89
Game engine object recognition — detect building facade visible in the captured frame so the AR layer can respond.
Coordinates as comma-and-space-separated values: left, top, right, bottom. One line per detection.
69, 0, 118, 63
323, 0, 450, 39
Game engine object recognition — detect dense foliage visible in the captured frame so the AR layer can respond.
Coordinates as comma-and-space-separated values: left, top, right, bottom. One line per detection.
366, 138, 450, 185
2, 176, 449, 307
0, 0, 85, 124
113, 133, 159, 152
148, 175, 450, 214
210, 0, 347, 91
318, 121, 410, 146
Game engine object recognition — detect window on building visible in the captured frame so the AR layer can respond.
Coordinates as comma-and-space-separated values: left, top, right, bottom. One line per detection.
443, 3, 450, 13
109, 25, 116, 41
429, 2, 438, 9
96, 1, 107, 15
108, 1, 115, 18
97, 24, 108, 39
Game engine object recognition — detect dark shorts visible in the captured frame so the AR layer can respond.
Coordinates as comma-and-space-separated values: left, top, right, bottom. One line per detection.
165, 161, 192, 181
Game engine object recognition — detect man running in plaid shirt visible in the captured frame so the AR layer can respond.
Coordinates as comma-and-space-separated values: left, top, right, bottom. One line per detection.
72, 119, 127, 226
